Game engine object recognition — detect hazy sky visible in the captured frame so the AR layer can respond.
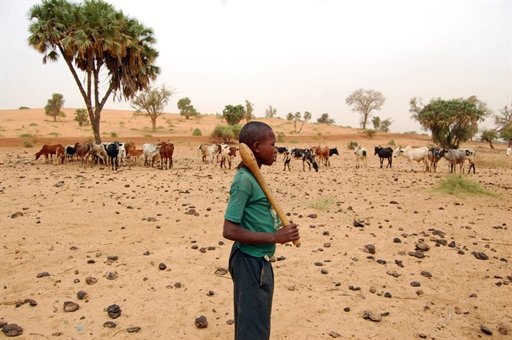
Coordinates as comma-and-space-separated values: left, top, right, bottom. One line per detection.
1, 0, 511, 132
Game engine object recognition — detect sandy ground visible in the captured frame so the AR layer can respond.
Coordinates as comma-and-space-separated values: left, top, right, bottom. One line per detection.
1, 109, 511, 339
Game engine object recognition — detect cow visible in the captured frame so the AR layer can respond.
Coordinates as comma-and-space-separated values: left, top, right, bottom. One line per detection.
65, 145, 77, 162
427, 147, 443, 172
143, 143, 161, 167
354, 146, 367, 169
89, 143, 109, 165
276, 146, 292, 161
374, 146, 393, 168
394, 146, 429, 172
220, 145, 237, 170
74, 142, 91, 165
313, 145, 338, 167
159, 141, 174, 170
35, 144, 65, 164
105, 142, 120, 170
439, 148, 475, 174
283, 148, 319, 172
198, 144, 221, 164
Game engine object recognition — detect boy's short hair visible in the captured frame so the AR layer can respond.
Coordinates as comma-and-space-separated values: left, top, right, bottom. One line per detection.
239, 121, 273, 147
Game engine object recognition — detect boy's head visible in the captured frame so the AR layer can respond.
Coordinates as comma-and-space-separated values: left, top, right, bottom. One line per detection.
239, 121, 276, 167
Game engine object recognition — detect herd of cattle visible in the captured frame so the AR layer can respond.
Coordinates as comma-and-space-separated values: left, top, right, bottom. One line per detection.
33, 141, 512, 174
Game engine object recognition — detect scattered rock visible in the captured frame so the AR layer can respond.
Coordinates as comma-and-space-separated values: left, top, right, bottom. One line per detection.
159, 263, 167, 270
103, 321, 117, 328
364, 244, 376, 254
2, 323, 23, 337
415, 241, 430, 252
393, 238, 402, 243
104, 271, 118, 280
36, 272, 50, 278
215, 268, 228, 276
362, 311, 382, 322
63, 301, 79, 312
10, 212, 23, 219
472, 252, 489, 260
497, 323, 509, 335
307, 213, 318, 219
480, 325, 493, 335
353, 219, 365, 228
410, 281, 421, 287
420, 271, 432, 278
77, 291, 88, 300
195, 315, 208, 329
127, 327, 141, 333
85, 276, 98, 285
329, 331, 341, 338
409, 251, 425, 259
106, 304, 121, 319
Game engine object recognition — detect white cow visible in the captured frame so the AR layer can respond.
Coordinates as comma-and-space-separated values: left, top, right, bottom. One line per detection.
143, 143, 161, 167
354, 146, 367, 169
394, 145, 429, 172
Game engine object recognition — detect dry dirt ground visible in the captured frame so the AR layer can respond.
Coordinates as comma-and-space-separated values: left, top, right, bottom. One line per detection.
1, 109, 511, 339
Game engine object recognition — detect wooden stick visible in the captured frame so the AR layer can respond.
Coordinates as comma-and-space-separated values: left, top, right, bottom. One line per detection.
238, 143, 301, 247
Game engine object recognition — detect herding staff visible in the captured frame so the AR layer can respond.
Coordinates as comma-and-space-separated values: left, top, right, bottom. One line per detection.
238, 143, 301, 247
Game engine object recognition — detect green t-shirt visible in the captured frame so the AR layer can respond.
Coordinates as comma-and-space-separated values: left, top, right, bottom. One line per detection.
225, 167, 280, 258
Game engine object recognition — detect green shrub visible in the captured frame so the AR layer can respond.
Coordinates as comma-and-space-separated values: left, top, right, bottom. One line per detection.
364, 129, 377, 138
212, 125, 235, 143
23, 140, 33, 148
433, 176, 498, 197
110, 132, 118, 138
192, 128, 202, 136
19, 133, 33, 138
48, 132, 60, 137
347, 141, 358, 150
74, 108, 89, 126
388, 140, 396, 146
276, 131, 285, 143
19, 106, 30, 110
231, 124, 242, 139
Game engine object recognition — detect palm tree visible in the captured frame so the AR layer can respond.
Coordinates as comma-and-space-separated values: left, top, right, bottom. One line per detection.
28, 0, 160, 143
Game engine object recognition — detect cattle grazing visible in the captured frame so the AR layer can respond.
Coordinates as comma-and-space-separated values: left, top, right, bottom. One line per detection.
198, 144, 221, 164
284, 148, 319, 172
354, 146, 367, 168
88, 143, 108, 165
105, 142, 120, 170
427, 147, 443, 172
394, 145, 429, 172
374, 146, 393, 168
127, 148, 143, 165
313, 145, 338, 167
143, 143, 161, 167
220, 145, 237, 169
507, 147, 512, 157
74, 142, 91, 164
276, 146, 292, 161
35, 144, 65, 164
65, 145, 77, 162
159, 141, 174, 170
439, 148, 475, 174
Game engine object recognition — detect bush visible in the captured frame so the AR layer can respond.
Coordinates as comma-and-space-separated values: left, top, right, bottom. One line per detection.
364, 129, 377, 138
19, 106, 30, 110
23, 140, 33, 148
276, 131, 285, 143
110, 132, 118, 138
192, 128, 202, 136
388, 139, 396, 146
212, 125, 235, 143
347, 141, 358, 150
231, 124, 242, 140
74, 108, 89, 126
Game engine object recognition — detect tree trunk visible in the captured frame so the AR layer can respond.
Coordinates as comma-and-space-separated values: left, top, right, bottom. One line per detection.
151, 116, 157, 131
53, 115, 57, 122
489, 141, 494, 149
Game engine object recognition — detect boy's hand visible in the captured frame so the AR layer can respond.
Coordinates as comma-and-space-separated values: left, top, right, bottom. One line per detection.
274, 224, 299, 244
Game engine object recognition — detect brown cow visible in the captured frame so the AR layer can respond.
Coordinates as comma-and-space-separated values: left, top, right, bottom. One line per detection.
220, 145, 237, 169
313, 145, 338, 167
127, 148, 143, 165
74, 142, 91, 165
159, 141, 174, 170
35, 144, 65, 164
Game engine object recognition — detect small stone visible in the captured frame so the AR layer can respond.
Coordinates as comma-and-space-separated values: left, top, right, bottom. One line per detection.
159, 263, 167, 270
480, 325, 493, 335
307, 214, 318, 219
409, 251, 425, 259
104, 271, 118, 280
106, 304, 121, 319
321, 268, 329, 274
11, 212, 23, 218
24, 299, 37, 306
415, 242, 430, 252
127, 327, 141, 333
329, 331, 341, 338
343, 307, 350, 312
36, 271, 50, 278
215, 268, 228, 276
410, 281, 421, 287
85, 276, 97, 285
353, 219, 365, 228
206, 290, 215, 296
384, 292, 392, 298
448, 241, 456, 248
77, 291, 88, 300
365, 244, 376, 254
195, 315, 208, 328
226, 319, 234, 325
63, 301, 79, 312
420, 271, 432, 278
103, 321, 117, 328
472, 252, 489, 260
2, 324, 23, 337
393, 238, 402, 243
362, 311, 382, 322
369, 286, 376, 293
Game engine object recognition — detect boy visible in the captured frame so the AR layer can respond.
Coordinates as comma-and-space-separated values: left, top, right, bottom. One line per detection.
223, 121, 300, 340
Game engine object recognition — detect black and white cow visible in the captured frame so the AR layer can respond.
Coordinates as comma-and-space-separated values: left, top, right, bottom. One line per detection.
283, 148, 319, 172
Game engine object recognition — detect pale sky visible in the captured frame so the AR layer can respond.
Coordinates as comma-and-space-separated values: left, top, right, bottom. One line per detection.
1, 0, 511, 132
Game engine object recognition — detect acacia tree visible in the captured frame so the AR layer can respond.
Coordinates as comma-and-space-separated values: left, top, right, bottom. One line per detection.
245, 100, 254, 122
265, 105, 277, 118
317, 113, 334, 125
410, 96, 489, 149
131, 85, 173, 131
298, 111, 312, 134
45, 93, 65, 122
495, 105, 512, 146
480, 129, 497, 149
28, 0, 159, 143
223, 104, 245, 125
177, 97, 199, 119
346, 89, 386, 129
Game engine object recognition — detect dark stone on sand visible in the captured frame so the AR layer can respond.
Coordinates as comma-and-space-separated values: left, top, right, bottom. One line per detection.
409, 251, 425, 258
103, 321, 117, 328
106, 304, 122, 319
480, 325, 493, 335
314, 262, 324, 266
2, 323, 23, 337
36, 271, 50, 278
24, 299, 37, 306
448, 241, 456, 248
85, 276, 97, 285
384, 292, 392, 298
329, 331, 341, 338
321, 269, 329, 274
348, 285, 361, 291
77, 291, 87, 300
143, 251, 150, 256
393, 238, 402, 243
365, 244, 376, 254
307, 214, 318, 218
127, 327, 141, 333
10, 212, 23, 219
63, 301, 79, 312
415, 242, 430, 252
410, 281, 421, 287
472, 252, 489, 260
420, 271, 432, 278
159, 263, 167, 270
195, 315, 208, 328
353, 219, 365, 228
343, 307, 350, 312
207, 290, 214, 296
215, 268, 228, 276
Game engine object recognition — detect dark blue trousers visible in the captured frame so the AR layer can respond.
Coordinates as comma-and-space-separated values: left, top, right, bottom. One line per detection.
229, 246, 274, 340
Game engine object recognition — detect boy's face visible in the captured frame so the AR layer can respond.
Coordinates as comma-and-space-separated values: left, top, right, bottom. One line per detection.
254, 131, 277, 167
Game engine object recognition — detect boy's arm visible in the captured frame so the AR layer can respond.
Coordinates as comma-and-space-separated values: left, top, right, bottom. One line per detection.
223, 219, 299, 245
